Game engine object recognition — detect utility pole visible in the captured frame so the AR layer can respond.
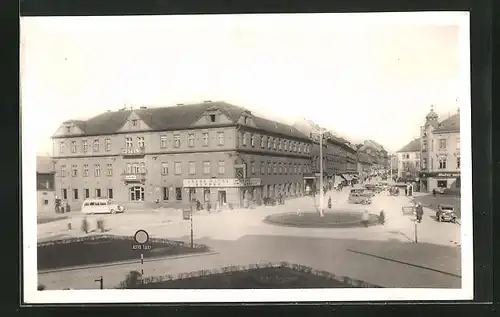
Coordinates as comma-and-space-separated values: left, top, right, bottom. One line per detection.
319, 128, 324, 217
190, 204, 194, 248
414, 220, 418, 243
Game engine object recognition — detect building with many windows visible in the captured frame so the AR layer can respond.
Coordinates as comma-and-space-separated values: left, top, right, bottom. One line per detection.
51, 101, 312, 210
357, 140, 390, 172
291, 118, 358, 189
396, 138, 421, 181
37, 156, 55, 213
419, 106, 461, 193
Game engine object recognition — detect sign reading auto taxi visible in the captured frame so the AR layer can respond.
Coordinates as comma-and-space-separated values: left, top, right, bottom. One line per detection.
183, 178, 262, 188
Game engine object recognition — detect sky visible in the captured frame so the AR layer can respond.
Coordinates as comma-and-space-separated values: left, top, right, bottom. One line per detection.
20, 13, 469, 155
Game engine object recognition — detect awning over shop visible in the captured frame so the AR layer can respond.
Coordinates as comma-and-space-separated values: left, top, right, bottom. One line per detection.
341, 174, 352, 181
333, 175, 342, 185
302, 173, 316, 180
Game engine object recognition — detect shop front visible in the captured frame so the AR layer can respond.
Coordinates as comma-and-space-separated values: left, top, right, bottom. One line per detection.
419, 171, 461, 193
183, 178, 262, 210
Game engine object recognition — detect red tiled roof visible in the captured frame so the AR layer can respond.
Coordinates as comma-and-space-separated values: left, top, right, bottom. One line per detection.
433, 113, 460, 133
55, 101, 309, 140
397, 138, 421, 153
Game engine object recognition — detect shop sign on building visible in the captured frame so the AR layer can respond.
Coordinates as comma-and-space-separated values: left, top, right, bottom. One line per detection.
419, 172, 460, 178
183, 178, 262, 188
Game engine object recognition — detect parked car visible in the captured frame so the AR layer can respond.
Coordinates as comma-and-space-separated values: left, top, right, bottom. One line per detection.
81, 198, 125, 215
436, 204, 457, 223
348, 190, 372, 205
434, 187, 446, 194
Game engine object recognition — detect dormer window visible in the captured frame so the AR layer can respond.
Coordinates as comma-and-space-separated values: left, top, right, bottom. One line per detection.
132, 119, 138, 127
244, 117, 249, 124
210, 114, 216, 123
66, 126, 71, 133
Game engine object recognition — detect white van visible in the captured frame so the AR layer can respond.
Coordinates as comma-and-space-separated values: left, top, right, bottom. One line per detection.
81, 198, 125, 214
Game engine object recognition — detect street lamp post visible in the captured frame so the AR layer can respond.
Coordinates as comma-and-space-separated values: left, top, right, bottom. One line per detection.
190, 204, 194, 248
319, 129, 324, 217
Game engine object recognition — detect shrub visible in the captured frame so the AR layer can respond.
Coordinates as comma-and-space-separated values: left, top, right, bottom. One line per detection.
118, 271, 143, 289
81, 218, 89, 233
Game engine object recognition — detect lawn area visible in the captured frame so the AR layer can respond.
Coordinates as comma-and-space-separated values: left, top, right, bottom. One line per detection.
37, 214, 68, 224
38, 235, 210, 271
129, 263, 381, 289
412, 195, 461, 218
264, 211, 380, 228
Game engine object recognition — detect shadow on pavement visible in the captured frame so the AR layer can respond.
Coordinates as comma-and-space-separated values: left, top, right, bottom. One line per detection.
169, 233, 461, 288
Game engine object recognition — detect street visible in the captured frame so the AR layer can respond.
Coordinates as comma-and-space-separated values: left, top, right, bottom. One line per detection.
37, 183, 461, 290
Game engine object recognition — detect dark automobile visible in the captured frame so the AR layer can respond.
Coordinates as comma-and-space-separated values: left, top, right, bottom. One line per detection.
436, 204, 457, 223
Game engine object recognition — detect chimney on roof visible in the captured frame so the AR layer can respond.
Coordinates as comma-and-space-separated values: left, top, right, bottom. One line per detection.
140, 106, 147, 109
203, 100, 212, 103
177, 103, 184, 106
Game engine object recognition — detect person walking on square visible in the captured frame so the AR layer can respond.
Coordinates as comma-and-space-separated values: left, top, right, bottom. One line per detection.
416, 203, 424, 223
361, 210, 370, 228
379, 208, 385, 225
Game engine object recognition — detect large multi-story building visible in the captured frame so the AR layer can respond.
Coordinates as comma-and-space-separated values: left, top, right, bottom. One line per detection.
358, 140, 390, 172
396, 138, 421, 180
37, 156, 55, 213
51, 101, 312, 211
419, 106, 461, 192
292, 118, 358, 188
356, 151, 372, 182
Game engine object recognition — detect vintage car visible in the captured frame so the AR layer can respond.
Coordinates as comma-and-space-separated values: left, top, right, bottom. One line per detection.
436, 204, 457, 223
348, 191, 372, 205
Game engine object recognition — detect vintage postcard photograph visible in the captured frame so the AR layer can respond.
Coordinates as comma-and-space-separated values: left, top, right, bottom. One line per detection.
21, 12, 472, 303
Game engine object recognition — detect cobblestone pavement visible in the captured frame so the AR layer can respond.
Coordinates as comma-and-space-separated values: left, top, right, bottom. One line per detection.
37, 185, 462, 290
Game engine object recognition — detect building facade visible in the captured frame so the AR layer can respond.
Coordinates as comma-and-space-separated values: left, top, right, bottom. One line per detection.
37, 156, 56, 213
396, 138, 421, 181
419, 107, 461, 193
52, 102, 312, 211
358, 140, 389, 172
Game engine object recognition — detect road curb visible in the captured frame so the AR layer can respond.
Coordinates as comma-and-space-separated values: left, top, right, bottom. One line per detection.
38, 251, 220, 275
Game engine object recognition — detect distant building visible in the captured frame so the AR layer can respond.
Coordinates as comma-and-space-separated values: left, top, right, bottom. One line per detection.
37, 156, 55, 213
388, 154, 398, 179
396, 138, 421, 180
51, 101, 312, 211
292, 118, 358, 188
419, 106, 461, 192
358, 140, 390, 172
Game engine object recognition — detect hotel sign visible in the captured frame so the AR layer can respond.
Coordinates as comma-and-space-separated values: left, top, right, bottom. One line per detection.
183, 178, 262, 188
419, 172, 460, 178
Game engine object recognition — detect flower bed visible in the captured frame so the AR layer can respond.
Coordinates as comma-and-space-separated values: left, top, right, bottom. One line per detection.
37, 235, 210, 271
263, 211, 380, 228
118, 262, 382, 289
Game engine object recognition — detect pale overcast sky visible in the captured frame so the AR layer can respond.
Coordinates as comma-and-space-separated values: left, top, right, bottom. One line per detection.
20, 13, 469, 155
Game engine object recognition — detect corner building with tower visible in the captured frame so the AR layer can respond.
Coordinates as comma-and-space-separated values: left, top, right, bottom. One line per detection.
52, 101, 313, 211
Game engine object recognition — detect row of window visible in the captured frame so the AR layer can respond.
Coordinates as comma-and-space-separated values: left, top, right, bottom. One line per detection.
239, 132, 310, 154
421, 157, 460, 170
426, 138, 460, 152
60, 139, 113, 154
59, 131, 313, 155
61, 188, 114, 200
60, 164, 113, 177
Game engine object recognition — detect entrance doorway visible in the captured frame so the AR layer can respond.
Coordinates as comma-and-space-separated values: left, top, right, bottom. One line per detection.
218, 190, 227, 205
188, 188, 196, 202
130, 186, 145, 201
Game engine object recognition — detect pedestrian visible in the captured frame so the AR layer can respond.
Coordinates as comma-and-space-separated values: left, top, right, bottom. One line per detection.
416, 203, 423, 223
379, 208, 385, 225
328, 196, 332, 209
361, 210, 370, 228
404, 186, 408, 196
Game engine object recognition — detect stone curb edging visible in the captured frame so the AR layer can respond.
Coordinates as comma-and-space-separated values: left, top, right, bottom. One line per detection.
262, 212, 380, 229
127, 261, 382, 289
38, 251, 220, 275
